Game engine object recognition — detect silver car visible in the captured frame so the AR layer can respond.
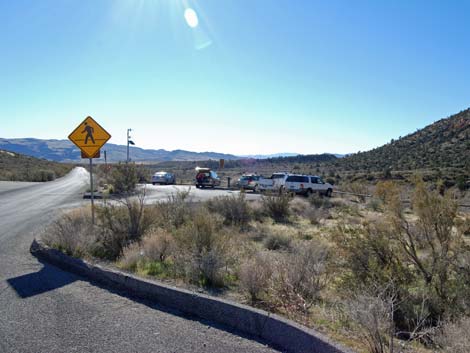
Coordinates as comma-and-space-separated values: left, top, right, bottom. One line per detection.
238, 175, 260, 192
151, 171, 176, 185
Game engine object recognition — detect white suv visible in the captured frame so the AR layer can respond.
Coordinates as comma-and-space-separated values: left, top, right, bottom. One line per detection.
285, 175, 333, 197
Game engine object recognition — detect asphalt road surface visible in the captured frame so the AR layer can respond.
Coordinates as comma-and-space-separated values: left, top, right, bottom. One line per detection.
0, 168, 279, 353
141, 184, 261, 204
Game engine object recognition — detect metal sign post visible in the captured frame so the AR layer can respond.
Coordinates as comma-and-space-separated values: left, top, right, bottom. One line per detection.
89, 158, 95, 225
68, 116, 111, 226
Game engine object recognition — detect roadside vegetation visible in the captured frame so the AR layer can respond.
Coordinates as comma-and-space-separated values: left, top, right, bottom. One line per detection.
0, 149, 73, 182
42, 168, 470, 353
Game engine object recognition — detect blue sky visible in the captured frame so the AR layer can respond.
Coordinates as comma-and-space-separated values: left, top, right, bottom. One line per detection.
1, 0, 469, 155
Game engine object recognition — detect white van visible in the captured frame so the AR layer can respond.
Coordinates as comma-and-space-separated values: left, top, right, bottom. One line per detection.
284, 175, 333, 197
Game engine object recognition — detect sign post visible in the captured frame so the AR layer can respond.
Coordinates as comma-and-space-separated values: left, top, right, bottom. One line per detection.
89, 158, 95, 224
69, 116, 111, 225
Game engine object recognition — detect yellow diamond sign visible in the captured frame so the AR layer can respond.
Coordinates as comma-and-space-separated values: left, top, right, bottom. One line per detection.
68, 116, 111, 158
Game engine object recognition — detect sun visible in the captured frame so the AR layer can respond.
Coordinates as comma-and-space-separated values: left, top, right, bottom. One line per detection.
184, 8, 199, 28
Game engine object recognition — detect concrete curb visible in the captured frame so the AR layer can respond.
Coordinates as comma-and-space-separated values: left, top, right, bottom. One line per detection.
31, 239, 354, 353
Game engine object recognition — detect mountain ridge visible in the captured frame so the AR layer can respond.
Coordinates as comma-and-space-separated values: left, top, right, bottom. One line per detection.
0, 138, 238, 163
335, 108, 470, 173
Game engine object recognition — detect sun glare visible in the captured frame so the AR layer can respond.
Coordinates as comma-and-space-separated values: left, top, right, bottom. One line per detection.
184, 8, 199, 28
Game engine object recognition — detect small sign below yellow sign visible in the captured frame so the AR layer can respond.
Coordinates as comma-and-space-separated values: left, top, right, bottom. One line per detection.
81, 150, 100, 159
69, 116, 111, 158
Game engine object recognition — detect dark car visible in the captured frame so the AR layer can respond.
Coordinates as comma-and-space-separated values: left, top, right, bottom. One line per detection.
195, 167, 221, 188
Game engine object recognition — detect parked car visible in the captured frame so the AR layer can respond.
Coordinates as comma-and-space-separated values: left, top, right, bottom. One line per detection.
151, 171, 176, 185
238, 174, 261, 192
284, 174, 333, 197
195, 167, 221, 188
258, 172, 291, 192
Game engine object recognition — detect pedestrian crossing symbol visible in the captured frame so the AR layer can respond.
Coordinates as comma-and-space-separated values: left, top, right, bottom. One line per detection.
68, 116, 111, 158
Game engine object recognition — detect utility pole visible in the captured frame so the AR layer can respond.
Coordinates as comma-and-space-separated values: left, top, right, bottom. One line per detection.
127, 128, 135, 163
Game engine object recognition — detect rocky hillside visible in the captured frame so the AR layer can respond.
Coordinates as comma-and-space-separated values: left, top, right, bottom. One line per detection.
0, 150, 73, 182
336, 108, 470, 173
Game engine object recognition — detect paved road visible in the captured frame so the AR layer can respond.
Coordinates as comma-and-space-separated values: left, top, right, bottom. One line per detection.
141, 184, 261, 204
0, 168, 279, 353
0, 181, 39, 194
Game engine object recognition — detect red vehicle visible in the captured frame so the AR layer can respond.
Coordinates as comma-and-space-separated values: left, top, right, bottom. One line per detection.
195, 167, 221, 189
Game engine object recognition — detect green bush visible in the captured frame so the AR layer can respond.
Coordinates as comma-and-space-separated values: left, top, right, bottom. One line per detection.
109, 163, 138, 194
261, 192, 292, 223
174, 209, 234, 287
95, 194, 156, 259
153, 188, 192, 230
263, 232, 292, 251
206, 193, 252, 228
333, 178, 470, 336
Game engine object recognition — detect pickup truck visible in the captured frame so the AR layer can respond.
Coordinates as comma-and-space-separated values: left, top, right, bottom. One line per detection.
284, 174, 333, 197
258, 172, 291, 192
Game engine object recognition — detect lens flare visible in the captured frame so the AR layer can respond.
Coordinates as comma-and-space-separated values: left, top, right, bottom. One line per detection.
184, 8, 199, 28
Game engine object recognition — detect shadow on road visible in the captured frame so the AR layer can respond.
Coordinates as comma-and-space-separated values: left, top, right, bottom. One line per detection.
7, 256, 279, 351
7, 262, 77, 298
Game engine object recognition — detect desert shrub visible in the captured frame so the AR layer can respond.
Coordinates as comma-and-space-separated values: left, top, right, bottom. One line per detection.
109, 162, 138, 194
96, 193, 156, 259
374, 180, 401, 211
263, 232, 292, 251
345, 288, 395, 353
267, 241, 330, 314
305, 207, 330, 225
436, 317, 470, 353
247, 222, 272, 242
153, 188, 192, 229
35, 170, 56, 182
261, 192, 292, 223
457, 216, 470, 237
289, 197, 330, 224
308, 193, 331, 209
42, 208, 96, 258
345, 182, 369, 203
119, 242, 143, 271
367, 197, 383, 212
456, 175, 468, 191
332, 222, 407, 291
206, 193, 252, 228
284, 242, 330, 303
333, 178, 470, 337
289, 197, 310, 215
239, 252, 273, 302
174, 209, 233, 287
141, 228, 175, 263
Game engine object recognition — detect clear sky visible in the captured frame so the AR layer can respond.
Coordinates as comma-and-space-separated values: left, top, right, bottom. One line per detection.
1, 0, 469, 155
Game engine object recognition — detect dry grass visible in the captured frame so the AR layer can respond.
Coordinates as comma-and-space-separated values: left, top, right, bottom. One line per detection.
42, 208, 97, 258
436, 317, 470, 353
43, 180, 469, 353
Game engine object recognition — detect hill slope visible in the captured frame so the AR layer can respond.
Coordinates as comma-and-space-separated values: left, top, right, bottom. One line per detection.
0, 150, 73, 182
0, 138, 237, 163
336, 108, 470, 173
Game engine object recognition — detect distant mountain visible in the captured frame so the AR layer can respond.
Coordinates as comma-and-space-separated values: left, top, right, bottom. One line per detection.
241, 153, 346, 159
241, 153, 300, 159
0, 138, 238, 163
336, 108, 470, 172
